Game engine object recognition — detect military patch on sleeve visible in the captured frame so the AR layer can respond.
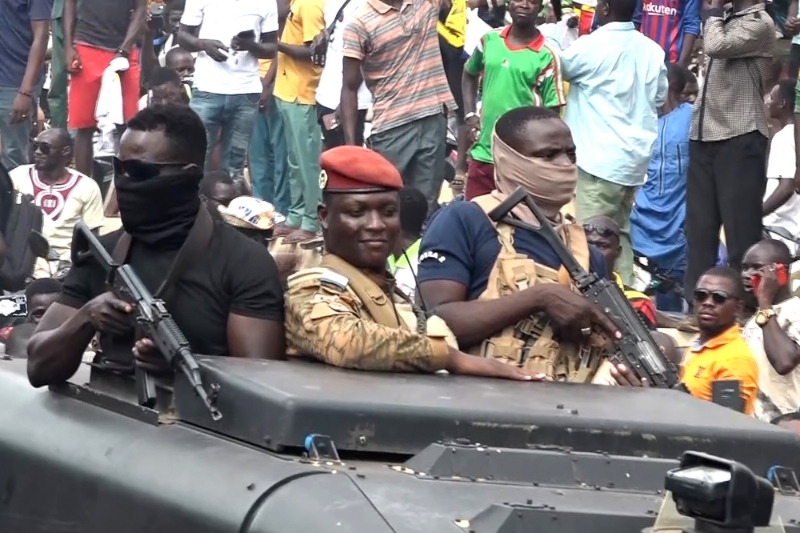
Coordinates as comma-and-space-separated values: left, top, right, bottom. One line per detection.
319, 269, 349, 291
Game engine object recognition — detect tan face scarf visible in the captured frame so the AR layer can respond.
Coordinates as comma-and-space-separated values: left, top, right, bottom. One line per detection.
490, 130, 577, 225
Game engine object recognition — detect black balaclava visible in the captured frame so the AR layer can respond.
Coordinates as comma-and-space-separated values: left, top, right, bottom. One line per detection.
115, 172, 202, 250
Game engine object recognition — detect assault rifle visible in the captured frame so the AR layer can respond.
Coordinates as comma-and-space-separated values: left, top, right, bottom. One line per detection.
72, 222, 222, 420
487, 187, 683, 390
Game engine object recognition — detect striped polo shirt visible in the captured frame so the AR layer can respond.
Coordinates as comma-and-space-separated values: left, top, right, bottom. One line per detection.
342, 0, 457, 134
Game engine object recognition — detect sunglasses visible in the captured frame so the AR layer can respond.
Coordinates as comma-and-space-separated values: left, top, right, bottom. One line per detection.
693, 289, 735, 305
113, 157, 199, 181
32, 141, 59, 155
583, 223, 618, 239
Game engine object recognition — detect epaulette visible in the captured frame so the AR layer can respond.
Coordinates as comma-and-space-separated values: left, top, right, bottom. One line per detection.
286, 268, 349, 292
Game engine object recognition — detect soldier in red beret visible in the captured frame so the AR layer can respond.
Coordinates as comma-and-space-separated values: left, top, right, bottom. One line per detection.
284, 145, 541, 380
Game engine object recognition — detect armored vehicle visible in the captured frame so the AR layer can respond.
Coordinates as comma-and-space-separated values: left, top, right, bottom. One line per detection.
2, 356, 800, 533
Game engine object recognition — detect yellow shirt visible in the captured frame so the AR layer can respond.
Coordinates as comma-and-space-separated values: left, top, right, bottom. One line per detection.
258, 59, 272, 78
437, 0, 466, 48
681, 325, 759, 415
273, 0, 326, 105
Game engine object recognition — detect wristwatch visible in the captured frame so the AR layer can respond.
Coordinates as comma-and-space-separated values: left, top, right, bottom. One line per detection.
754, 308, 776, 327
464, 111, 479, 121
116, 48, 130, 58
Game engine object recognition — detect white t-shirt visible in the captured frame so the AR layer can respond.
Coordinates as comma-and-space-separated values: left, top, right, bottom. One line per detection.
315, 0, 372, 110
10, 165, 105, 278
764, 124, 800, 254
182, 0, 279, 95
742, 296, 800, 422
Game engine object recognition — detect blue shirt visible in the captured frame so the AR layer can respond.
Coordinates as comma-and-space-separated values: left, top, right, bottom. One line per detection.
556, 22, 668, 187
630, 102, 692, 272
633, 0, 700, 63
417, 201, 608, 300
0, 0, 53, 88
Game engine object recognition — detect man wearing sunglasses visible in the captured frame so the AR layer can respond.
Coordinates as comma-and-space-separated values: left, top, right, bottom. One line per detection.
611, 266, 759, 415
583, 215, 657, 329
27, 103, 286, 388
741, 239, 800, 422
8, 128, 104, 279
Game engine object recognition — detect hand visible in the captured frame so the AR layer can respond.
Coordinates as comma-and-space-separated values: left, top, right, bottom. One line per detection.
465, 114, 480, 142
310, 31, 329, 67
65, 46, 82, 73
258, 91, 271, 113
201, 39, 230, 62
609, 363, 649, 387
273, 252, 300, 279
8, 92, 32, 125
133, 338, 171, 374
787, 17, 800, 35
82, 292, 133, 335
756, 264, 781, 307
231, 34, 255, 53
535, 284, 621, 341
447, 349, 545, 381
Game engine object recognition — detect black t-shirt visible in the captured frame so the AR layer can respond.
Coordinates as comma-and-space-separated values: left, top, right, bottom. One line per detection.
75, 0, 136, 51
58, 223, 284, 363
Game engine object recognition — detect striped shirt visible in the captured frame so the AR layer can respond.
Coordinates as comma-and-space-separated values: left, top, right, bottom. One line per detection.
342, 0, 457, 133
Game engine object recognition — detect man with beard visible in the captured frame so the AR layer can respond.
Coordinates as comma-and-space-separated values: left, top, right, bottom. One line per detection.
611, 266, 759, 414
417, 106, 621, 382
9, 128, 104, 279
284, 145, 539, 380
26, 103, 285, 388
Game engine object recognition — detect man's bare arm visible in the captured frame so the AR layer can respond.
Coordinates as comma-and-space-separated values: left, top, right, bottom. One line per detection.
119, 0, 148, 54
228, 314, 286, 360
340, 57, 363, 145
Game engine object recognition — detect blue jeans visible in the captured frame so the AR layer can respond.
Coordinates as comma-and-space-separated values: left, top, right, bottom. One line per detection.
655, 268, 686, 312
190, 90, 260, 183
249, 96, 290, 215
0, 86, 39, 170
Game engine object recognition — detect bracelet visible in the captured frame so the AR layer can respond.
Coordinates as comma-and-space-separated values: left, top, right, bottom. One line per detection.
464, 111, 479, 121
16, 89, 32, 98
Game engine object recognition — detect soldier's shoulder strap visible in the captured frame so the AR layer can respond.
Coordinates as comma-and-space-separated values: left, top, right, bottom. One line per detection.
471, 194, 517, 255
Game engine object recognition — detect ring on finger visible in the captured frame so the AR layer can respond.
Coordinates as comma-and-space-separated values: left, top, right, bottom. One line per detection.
580, 327, 592, 336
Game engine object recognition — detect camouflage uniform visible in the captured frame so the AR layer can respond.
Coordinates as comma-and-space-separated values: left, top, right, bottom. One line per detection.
285, 254, 451, 372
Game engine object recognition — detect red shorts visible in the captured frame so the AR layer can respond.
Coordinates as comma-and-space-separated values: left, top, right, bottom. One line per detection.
68, 43, 141, 130
465, 159, 495, 200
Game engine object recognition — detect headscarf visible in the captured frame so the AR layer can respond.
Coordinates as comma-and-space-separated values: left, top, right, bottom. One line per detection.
490, 129, 577, 225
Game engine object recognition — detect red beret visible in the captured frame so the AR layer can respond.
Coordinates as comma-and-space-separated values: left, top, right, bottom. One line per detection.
319, 146, 403, 192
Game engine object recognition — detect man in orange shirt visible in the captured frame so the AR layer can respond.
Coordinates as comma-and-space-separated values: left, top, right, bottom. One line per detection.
612, 266, 759, 414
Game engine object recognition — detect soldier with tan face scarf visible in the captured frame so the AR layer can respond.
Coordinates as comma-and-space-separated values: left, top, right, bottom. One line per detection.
417, 106, 620, 382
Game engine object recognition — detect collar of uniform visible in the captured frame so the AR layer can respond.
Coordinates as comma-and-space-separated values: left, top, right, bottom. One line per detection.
595, 21, 636, 33
690, 324, 741, 352
367, 0, 412, 14
499, 26, 545, 52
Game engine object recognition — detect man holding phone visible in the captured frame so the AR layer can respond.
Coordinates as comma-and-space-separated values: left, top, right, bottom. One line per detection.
741, 239, 800, 422
178, 0, 279, 184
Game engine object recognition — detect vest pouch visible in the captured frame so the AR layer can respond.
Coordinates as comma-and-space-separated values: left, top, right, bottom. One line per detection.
498, 256, 539, 293
480, 335, 525, 364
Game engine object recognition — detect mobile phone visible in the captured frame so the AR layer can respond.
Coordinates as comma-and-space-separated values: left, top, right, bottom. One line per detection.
236, 29, 256, 40
711, 380, 744, 413
751, 263, 788, 294
321, 113, 339, 131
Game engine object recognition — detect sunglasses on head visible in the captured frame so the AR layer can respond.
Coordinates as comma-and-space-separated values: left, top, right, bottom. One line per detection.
113, 157, 199, 181
693, 288, 735, 305
582, 223, 618, 239
32, 141, 58, 156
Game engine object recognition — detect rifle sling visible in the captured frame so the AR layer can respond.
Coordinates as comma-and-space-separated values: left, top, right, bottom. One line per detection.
111, 208, 214, 307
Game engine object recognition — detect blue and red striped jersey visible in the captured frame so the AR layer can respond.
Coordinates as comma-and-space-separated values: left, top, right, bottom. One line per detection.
633, 0, 700, 62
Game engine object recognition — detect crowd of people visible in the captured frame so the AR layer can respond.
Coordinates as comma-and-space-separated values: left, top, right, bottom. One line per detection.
0, 0, 799, 431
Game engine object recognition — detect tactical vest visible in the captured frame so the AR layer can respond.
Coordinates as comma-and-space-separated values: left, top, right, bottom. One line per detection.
469, 194, 606, 382
289, 254, 458, 348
